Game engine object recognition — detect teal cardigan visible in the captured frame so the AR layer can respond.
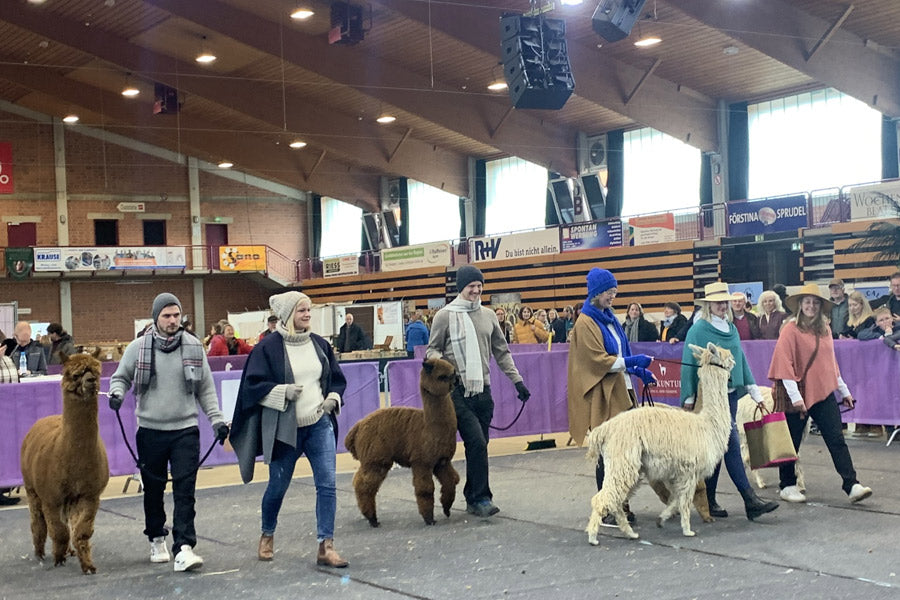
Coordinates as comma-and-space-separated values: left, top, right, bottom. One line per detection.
680, 319, 756, 404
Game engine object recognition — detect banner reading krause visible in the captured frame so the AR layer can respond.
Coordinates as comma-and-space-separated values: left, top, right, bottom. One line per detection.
219, 246, 267, 271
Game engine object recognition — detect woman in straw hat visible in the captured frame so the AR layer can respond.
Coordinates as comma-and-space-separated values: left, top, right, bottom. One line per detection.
681, 282, 778, 521
767, 283, 873, 504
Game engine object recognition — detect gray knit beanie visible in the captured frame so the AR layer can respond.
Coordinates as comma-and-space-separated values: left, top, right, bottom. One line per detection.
151, 293, 181, 323
270, 291, 310, 324
455, 265, 484, 292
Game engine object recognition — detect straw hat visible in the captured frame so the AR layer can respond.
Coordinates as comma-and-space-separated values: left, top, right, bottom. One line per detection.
784, 283, 834, 314
699, 282, 732, 302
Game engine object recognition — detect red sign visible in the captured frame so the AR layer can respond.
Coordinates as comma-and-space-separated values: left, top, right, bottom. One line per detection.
0, 143, 12, 194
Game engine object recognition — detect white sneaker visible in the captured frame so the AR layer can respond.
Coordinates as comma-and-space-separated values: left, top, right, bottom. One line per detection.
149, 537, 170, 563
849, 483, 873, 504
779, 485, 807, 503
173, 545, 204, 572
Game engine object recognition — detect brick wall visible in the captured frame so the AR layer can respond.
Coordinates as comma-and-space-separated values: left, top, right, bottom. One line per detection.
0, 280, 61, 333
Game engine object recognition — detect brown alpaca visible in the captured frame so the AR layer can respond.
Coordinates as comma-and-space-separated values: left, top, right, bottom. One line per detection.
20, 353, 109, 574
345, 358, 460, 527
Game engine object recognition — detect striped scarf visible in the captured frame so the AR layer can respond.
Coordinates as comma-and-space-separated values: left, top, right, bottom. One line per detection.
444, 295, 483, 397
135, 326, 205, 395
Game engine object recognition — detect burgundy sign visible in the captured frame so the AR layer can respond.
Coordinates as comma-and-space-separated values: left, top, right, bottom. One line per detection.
0, 143, 12, 194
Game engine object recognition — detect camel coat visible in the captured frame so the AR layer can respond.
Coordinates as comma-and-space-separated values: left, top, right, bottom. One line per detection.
566, 314, 634, 446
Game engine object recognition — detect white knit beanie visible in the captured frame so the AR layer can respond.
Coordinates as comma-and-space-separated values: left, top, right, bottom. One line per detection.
269, 291, 310, 324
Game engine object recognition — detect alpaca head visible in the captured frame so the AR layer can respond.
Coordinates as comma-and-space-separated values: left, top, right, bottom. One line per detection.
688, 342, 736, 372
60, 352, 102, 398
420, 358, 458, 397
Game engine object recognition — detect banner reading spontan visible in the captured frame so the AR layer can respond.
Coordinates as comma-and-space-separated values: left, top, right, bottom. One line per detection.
34, 246, 186, 271
323, 255, 359, 278
219, 245, 267, 271
469, 228, 559, 263
381, 242, 451, 272
0, 143, 13, 194
844, 180, 900, 222
628, 213, 676, 246
726, 194, 808, 236
5, 247, 32, 280
560, 220, 623, 252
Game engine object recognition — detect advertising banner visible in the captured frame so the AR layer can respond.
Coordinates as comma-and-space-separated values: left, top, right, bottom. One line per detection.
219, 245, 267, 271
628, 213, 676, 246
844, 180, 900, 222
323, 255, 359, 278
34, 247, 186, 271
0, 142, 13, 194
5, 247, 32, 280
381, 242, 451, 272
726, 194, 808, 236
728, 281, 764, 306
560, 220, 623, 252
470, 228, 560, 263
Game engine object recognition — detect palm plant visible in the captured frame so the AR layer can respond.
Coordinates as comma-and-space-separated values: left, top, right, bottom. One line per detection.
850, 197, 900, 266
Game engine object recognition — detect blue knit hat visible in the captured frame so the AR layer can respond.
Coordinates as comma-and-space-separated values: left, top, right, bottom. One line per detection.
586, 268, 617, 300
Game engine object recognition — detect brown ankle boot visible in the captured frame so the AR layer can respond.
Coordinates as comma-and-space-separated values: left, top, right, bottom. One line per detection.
316, 538, 348, 568
258, 534, 274, 561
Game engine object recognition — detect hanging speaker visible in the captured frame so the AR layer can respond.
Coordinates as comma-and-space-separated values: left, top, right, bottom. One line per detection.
500, 14, 574, 110
591, 0, 647, 43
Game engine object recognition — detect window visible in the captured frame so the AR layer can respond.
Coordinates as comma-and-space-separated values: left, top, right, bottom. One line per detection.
485, 157, 547, 235
319, 196, 362, 257
407, 180, 461, 244
623, 127, 701, 217
142, 220, 166, 245
748, 89, 881, 198
94, 219, 118, 246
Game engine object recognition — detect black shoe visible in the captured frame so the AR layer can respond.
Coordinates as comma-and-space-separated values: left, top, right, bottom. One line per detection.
466, 500, 499, 518
623, 502, 636, 524
0, 495, 20, 506
708, 502, 728, 518
740, 488, 778, 521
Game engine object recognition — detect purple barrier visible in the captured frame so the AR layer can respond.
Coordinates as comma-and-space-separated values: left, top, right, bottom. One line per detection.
207, 354, 249, 372
0, 362, 382, 487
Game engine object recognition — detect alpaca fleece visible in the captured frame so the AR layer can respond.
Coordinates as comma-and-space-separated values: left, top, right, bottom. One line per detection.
736, 387, 806, 492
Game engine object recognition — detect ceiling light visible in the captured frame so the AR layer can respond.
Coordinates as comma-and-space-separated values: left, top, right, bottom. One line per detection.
290, 6, 315, 19
723, 45, 740, 56
121, 74, 140, 97
217, 160, 233, 169
62, 114, 79, 124
376, 114, 396, 124
559, 0, 583, 4
487, 80, 508, 92
195, 36, 216, 64
289, 140, 308, 149
634, 36, 661, 47
27, 0, 48, 4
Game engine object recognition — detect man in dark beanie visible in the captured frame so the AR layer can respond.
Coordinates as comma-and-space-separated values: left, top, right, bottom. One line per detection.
426, 264, 530, 518
109, 292, 228, 572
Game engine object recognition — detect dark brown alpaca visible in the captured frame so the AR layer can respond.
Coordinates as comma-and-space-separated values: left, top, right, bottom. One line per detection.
345, 358, 460, 527
20, 353, 109, 574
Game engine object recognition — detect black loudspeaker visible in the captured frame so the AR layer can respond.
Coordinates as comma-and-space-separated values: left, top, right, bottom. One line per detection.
153, 83, 178, 115
329, 2, 365, 45
500, 14, 574, 110
591, 0, 647, 43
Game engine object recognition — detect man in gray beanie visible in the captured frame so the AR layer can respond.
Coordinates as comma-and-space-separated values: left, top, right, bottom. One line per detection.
110, 293, 228, 573
427, 264, 530, 518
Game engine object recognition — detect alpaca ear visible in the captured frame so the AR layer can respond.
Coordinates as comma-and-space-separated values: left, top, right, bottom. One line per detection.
706, 341, 718, 356
422, 359, 434, 375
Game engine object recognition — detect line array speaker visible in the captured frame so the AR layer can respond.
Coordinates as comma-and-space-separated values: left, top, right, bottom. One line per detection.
591, 0, 647, 43
500, 14, 574, 110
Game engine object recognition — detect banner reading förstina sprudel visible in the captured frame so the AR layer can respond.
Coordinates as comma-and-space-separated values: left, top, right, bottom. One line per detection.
726, 194, 808, 236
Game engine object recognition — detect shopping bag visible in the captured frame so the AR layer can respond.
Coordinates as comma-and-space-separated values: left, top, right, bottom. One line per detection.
743, 405, 798, 469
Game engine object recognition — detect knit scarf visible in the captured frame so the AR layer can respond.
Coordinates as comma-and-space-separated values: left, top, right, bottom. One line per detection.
581, 299, 631, 358
623, 317, 640, 342
444, 295, 483, 396
135, 326, 205, 395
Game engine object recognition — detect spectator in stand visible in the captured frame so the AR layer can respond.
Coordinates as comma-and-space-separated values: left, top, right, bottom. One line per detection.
10, 321, 47, 376
731, 292, 760, 340
772, 284, 791, 316
535, 309, 550, 334
181, 315, 197, 338
563, 305, 576, 341
858, 306, 898, 341
828, 279, 850, 339
405, 311, 430, 356
622, 302, 659, 342
494, 307, 514, 344
46, 322, 77, 365
514, 305, 550, 344
870, 271, 900, 322
547, 308, 567, 344
659, 302, 689, 344
208, 323, 253, 356
839, 292, 875, 339
258, 315, 278, 342
334, 313, 367, 353
203, 320, 227, 351
757, 290, 788, 340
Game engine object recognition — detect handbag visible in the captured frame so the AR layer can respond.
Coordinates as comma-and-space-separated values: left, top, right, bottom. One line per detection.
772, 335, 819, 413
743, 405, 798, 469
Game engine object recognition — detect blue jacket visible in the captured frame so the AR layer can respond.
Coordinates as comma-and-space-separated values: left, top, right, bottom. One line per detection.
405, 320, 429, 352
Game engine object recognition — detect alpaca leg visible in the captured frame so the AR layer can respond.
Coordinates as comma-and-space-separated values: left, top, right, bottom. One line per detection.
433, 460, 460, 518
352, 462, 391, 527
670, 479, 697, 537
43, 503, 71, 566
411, 465, 437, 525
607, 463, 640, 540
692, 481, 713, 523
649, 480, 671, 505
26, 490, 47, 560
68, 497, 100, 574
796, 460, 806, 493
586, 491, 605, 546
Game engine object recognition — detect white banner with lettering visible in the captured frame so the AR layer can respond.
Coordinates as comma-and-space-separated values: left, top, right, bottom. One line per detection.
323, 255, 359, 278
469, 228, 560, 263
846, 180, 900, 221
381, 242, 451, 272
34, 246, 186, 271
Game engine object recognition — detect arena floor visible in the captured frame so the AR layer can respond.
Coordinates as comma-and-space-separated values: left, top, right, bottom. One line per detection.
1, 432, 897, 600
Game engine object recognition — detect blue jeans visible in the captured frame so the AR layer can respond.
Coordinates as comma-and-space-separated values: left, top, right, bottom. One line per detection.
261, 415, 337, 541
706, 389, 752, 496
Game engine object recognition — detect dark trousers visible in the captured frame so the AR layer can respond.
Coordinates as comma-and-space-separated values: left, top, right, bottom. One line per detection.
137, 426, 201, 549
705, 389, 752, 496
779, 393, 858, 494
452, 384, 494, 504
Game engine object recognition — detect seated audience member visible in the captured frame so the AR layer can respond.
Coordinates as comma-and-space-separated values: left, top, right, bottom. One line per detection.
731, 292, 760, 340
623, 302, 659, 342
46, 322, 76, 365
547, 308, 567, 343
659, 302, 689, 343
334, 312, 368, 353
839, 291, 875, 339
757, 290, 788, 339
203, 320, 228, 350
772, 283, 790, 315
514, 305, 549, 344
207, 323, 253, 356
535, 309, 550, 334
495, 307, 514, 344
858, 306, 898, 341
870, 271, 900, 321
10, 321, 48, 376
405, 311, 430, 355
258, 315, 278, 341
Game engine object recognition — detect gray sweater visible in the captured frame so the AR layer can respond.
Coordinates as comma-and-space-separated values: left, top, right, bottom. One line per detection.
110, 338, 224, 431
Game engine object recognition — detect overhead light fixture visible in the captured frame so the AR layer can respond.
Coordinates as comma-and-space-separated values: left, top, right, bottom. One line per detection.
217, 160, 233, 169
634, 35, 661, 47
62, 114, 79, 124
487, 80, 508, 92
376, 114, 396, 124
121, 73, 139, 97
723, 45, 740, 56
27, 0, 48, 4
195, 36, 216, 64
559, 0, 583, 4
290, 5, 315, 19
289, 140, 308, 149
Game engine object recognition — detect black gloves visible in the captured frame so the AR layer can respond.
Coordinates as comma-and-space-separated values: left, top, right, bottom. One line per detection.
624, 354, 652, 369
214, 422, 230, 445
515, 381, 531, 402
632, 367, 656, 386
108, 391, 123, 411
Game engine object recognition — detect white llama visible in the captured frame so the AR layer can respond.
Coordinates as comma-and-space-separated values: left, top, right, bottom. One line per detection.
585, 342, 735, 543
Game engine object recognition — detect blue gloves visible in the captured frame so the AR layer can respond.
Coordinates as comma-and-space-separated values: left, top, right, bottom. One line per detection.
108, 391, 123, 411
632, 367, 656, 386
624, 354, 652, 369
214, 422, 230, 445
515, 381, 531, 402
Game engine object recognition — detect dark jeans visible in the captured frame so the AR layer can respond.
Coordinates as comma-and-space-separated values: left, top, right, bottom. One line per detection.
706, 389, 752, 496
780, 393, 858, 494
137, 426, 200, 549
452, 384, 494, 504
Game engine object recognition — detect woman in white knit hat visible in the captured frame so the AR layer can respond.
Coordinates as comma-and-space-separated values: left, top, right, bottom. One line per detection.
230, 291, 349, 567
